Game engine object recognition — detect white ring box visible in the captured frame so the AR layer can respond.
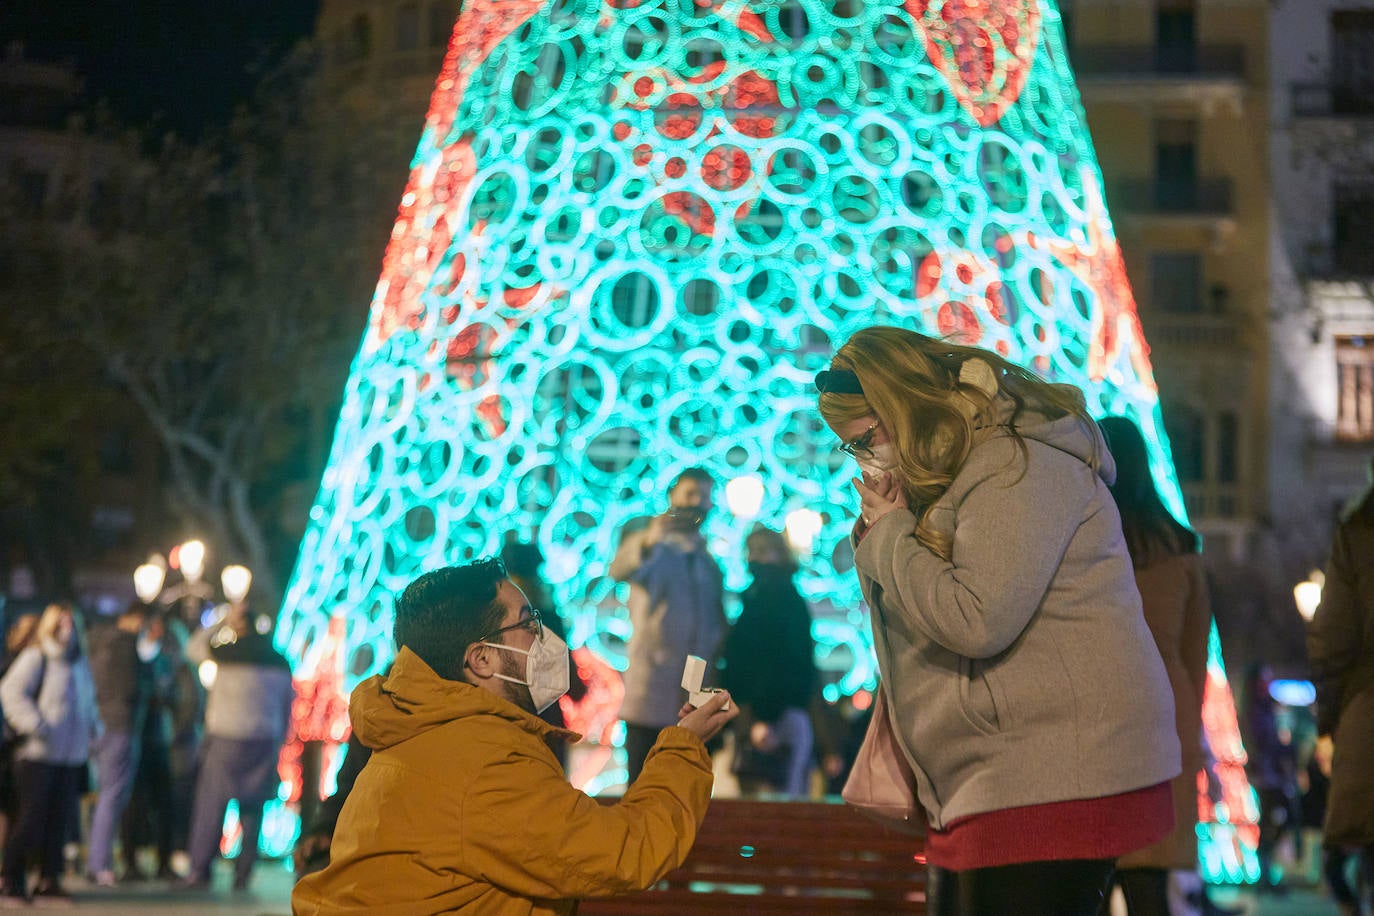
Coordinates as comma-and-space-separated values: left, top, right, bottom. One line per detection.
682, 654, 729, 711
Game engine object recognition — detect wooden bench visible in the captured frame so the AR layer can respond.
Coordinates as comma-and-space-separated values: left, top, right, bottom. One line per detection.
579, 798, 927, 914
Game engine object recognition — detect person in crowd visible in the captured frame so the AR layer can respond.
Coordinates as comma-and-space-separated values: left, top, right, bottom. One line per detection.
120, 610, 181, 880
84, 600, 157, 886
292, 558, 737, 914
1099, 416, 1213, 915
0, 613, 40, 850
181, 604, 294, 891
609, 468, 728, 782
0, 602, 102, 904
501, 537, 587, 767
1307, 456, 1374, 915
164, 612, 203, 868
1243, 661, 1300, 895
815, 326, 1179, 916
720, 525, 818, 798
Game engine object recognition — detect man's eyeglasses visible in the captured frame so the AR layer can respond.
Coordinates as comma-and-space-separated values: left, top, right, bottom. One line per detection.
480, 608, 543, 644
838, 420, 880, 460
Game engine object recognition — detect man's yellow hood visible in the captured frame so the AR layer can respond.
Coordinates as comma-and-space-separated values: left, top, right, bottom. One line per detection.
350, 646, 580, 752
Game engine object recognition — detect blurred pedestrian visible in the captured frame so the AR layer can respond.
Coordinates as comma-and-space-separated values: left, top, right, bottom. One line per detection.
1100, 415, 1212, 915
84, 600, 157, 886
1244, 662, 1300, 894
720, 525, 818, 798
120, 611, 180, 880
1307, 457, 1374, 914
816, 327, 1179, 916
180, 605, 293, 891
610, 468, 727, 782
0, 602, 102, 904
0, 613, 40, 850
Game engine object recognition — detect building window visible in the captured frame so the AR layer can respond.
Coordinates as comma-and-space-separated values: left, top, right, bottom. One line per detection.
1150, 252, 1203, 313
1156, 0, 1196, 71
1334, 182, 1374, 275
336, 14, 372, 65
1163, 401, 1246, 518
1154, 118, 1197, 209
429, 3, 454, 48
1336, 335, 1374, 442
1332, 10, 1374, 115
1057, 0, 1074, 50
1216, 411, 1238, 484
397, 4, 420, 51
1164, 404, 1205, 484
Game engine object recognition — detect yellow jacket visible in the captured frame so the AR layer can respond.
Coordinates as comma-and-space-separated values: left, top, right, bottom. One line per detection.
292, 647, 713, 915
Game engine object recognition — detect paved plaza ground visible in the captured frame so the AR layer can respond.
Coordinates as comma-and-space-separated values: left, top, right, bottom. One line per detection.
35, 864, 1349, 915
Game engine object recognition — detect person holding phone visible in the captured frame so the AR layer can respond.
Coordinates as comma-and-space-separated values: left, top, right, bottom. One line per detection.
610, 468, 728, 783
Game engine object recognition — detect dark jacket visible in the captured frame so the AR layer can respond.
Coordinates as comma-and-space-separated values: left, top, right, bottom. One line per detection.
1307, 497, 1374, 845
721, 564, 817, 722
86, 621, 150, 734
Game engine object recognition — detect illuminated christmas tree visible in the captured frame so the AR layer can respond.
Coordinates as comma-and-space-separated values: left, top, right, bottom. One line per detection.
276, 0, 1257, 879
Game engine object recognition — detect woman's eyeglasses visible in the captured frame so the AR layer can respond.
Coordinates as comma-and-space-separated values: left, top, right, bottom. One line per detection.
838, 421, 880, 460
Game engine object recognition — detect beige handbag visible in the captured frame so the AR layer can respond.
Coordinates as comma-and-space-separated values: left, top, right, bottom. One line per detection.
841, 687, 927, 835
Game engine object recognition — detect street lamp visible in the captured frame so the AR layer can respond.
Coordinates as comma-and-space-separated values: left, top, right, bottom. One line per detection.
133, 540, 262, 633
221, 565, 252, 605
724, 475, 765, 520
784, 508, 823, 556
133, 561, 167, 604
1293, 569, 1325, 622
179, 539, 207, 584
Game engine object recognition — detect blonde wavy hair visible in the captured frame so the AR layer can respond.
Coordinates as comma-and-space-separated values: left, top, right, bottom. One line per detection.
35, 602, 85, 656
817, 326, 1097, 559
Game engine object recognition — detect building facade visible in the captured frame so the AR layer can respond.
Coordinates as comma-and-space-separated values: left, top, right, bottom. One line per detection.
1269, 2, 1374, 614
1063, 0, 1303, 670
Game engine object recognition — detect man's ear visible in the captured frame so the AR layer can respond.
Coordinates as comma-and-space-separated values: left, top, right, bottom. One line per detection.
464, 642, 498, 680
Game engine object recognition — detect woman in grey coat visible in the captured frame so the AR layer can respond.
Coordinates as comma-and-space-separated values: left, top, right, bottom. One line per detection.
0, 602, 102, 904
1307, 458, 1374, 914
817, 327, 1179, 916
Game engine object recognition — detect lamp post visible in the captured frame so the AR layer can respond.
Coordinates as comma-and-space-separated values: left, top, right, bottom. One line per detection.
134, 540, 249, 631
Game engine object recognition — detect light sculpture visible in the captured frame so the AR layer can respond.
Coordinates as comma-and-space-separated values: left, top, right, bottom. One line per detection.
275, 0, 1256, 880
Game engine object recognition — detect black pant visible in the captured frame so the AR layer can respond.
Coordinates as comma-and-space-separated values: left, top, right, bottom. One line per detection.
122, 739, 174, 872
1108, 867, 1170, 916
2, 761, 84, 890
928, 858, 1116, 916
622, 723, 660, 785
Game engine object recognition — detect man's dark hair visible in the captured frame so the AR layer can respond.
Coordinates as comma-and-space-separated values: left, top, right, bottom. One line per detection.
393, 559, 508, 682
670, 467, 714, 492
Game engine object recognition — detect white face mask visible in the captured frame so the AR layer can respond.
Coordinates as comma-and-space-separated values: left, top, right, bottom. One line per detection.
482, 629, 570, 714
856, 443, 896, 480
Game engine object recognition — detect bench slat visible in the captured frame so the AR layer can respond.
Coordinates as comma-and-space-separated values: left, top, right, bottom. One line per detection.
581, 797, 927, 914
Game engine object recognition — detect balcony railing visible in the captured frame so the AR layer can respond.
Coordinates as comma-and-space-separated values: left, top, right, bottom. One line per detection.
1181, 483, 1245, 521
1292, 82, 1374, 118
1112, 178, 1234, 217
1146, 314, 1242, 349
1071, 44, 1245, 80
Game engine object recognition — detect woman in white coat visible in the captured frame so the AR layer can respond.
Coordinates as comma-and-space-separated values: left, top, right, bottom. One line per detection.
0, 602, 102, 904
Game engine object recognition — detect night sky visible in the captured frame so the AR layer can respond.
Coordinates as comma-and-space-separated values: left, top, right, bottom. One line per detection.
1, 0, 321, 137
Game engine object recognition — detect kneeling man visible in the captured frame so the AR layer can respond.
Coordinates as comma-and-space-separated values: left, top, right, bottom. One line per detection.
292, 557, 735, 915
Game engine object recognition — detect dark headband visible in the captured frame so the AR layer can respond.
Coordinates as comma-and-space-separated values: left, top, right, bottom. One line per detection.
815, 369, 864, 395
